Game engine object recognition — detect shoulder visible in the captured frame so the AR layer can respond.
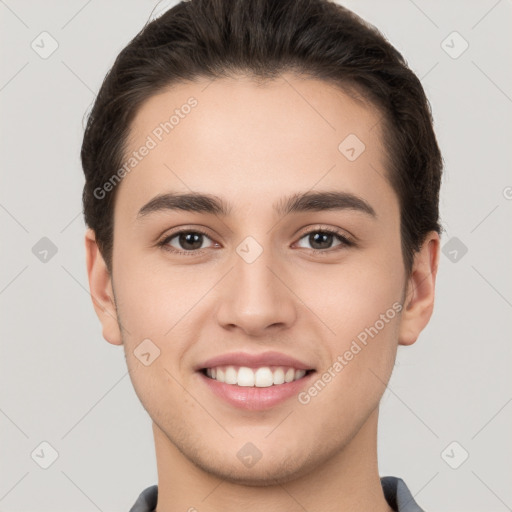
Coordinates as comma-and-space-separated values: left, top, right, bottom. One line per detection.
381, 476, 426, 512
129, 484, 158, 512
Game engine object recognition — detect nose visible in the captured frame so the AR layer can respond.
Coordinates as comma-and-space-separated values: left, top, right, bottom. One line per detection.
215, 240, 297, 337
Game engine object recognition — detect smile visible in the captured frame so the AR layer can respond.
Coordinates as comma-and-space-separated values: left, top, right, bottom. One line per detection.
202, 365, 314, 387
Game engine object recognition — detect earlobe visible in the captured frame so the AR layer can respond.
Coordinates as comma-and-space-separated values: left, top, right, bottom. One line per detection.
398, 232, 440, 346
85, 228, 123, 346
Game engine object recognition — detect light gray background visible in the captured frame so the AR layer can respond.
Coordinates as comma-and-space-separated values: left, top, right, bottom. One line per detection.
1, 1, 511, 511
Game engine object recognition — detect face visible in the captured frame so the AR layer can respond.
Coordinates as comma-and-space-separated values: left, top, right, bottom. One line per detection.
86, 73, 438, 485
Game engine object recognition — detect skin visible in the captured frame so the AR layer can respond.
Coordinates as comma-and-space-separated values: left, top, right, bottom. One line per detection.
85, 73, 439, 512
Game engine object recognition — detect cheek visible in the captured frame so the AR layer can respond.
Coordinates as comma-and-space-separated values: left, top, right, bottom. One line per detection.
113, 250, 197, 335
304, 253, 404, 339
300, 290, 401, 429
113, 258, 212, 382
116, 277, 169, 338
302, 249, 403, 404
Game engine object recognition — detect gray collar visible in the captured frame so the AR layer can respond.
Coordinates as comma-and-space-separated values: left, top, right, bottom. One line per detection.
129, 476, 425, 512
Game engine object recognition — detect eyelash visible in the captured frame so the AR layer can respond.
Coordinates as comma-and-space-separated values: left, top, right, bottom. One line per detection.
157, 226, 355, 257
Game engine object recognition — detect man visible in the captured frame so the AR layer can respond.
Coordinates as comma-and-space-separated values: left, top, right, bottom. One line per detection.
82, 0, 442, 510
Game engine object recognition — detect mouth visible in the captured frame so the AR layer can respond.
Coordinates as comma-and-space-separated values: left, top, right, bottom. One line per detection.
194, 351, 317, 409
197, 366, 317, 410
199, 365, 315, 387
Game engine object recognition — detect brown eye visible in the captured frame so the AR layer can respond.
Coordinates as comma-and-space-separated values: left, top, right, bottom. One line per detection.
295, 228, 354, 253
159, 229, 216, 255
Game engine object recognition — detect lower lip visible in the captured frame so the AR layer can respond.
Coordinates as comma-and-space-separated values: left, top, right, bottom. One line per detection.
197, 370, 316, 411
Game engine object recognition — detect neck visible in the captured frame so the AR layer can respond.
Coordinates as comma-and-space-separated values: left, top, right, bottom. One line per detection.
152, 407, 393, 512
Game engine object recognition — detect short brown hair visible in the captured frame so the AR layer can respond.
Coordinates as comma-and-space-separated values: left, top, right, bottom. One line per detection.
81, 0, 443, 275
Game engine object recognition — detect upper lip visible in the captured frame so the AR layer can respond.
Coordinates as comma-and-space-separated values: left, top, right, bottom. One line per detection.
195, 351, 315, 371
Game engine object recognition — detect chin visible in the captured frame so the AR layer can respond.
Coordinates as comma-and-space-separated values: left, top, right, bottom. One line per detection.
192, 448, 319, 487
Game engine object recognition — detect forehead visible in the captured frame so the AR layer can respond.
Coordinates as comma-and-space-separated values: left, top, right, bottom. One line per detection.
115, 73, 392, 222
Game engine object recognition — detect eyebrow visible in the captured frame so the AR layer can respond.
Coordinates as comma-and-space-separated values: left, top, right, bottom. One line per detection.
136, 190, 377, 219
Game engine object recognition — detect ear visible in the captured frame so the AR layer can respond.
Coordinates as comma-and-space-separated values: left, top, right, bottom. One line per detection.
398, 231, 441, 346
85, 228, 123, 346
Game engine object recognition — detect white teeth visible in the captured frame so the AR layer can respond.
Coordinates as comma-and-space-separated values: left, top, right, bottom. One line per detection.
225, 366, 237, 385
273, 367, 285, 385
284, 368, 295, 383
295, 369, 306, 380
204, 365, 311, 387
237, 367, 255, 387
254, 367, 274, 387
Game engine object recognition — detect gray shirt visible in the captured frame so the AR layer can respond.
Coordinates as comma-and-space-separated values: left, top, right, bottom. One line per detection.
129, 476, 425, 511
